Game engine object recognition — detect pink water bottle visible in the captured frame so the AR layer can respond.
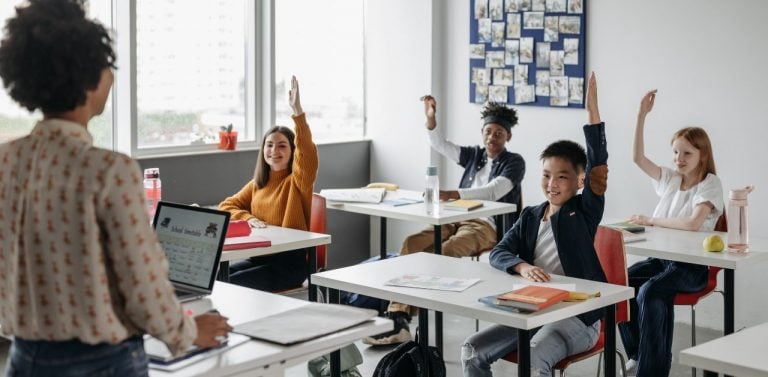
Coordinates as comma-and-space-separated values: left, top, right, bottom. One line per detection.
143, 168, 162, 219
727, 186, 754, 253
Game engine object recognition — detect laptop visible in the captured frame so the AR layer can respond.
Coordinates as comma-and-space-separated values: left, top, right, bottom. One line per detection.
152, 201, 230, 301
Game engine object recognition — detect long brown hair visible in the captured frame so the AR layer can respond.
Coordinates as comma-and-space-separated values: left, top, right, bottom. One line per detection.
672, 127, 716, 181
254, 125, 296, 189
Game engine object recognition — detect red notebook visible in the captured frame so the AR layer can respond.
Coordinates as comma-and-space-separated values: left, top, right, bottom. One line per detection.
494, 285, 570, 312
223, 235, 271, 251
225, 220, 252, 238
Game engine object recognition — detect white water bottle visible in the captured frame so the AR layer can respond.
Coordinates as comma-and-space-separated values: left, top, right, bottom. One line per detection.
425, 166, 440, 216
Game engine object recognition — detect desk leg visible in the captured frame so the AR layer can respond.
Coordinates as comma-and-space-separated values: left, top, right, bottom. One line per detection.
432, 225, 444, 353
724, 268, 734, 335
518, 329, 531, 377
380, 217, 387, 260
217, 261, 230, 282
604, 304, 616, 377
418, 307, 431, 377
308, 247, 318, 302
329, 288, 342, 377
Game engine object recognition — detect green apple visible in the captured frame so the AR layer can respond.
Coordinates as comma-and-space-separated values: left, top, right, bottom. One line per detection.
703, 235, 724, 252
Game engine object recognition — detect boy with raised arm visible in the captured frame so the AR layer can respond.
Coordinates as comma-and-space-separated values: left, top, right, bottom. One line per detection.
461, 72, 608, 377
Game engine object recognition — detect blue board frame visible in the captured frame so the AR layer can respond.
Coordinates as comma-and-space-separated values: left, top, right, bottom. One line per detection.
469, 0, 587, 108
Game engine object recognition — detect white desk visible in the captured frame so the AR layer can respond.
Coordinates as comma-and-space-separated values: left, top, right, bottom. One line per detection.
327, 190, 517, 257
219, 226, 331, 301
621, 226, 768, 336
151, 282, 392, 377
313, 253, 633, 377
680, 322, 768, 377
327, 189, 517, 349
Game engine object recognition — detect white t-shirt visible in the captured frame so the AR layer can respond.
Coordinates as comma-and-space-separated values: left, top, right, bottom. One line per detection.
533, 219, 564, 275
652, 167, 724, 231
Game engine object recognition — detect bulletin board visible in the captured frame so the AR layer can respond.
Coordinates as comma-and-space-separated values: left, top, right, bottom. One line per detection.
469, 0, 587, 108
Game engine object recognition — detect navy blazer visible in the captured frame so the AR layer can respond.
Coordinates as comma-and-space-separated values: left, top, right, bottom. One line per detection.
490, 123, 608, 326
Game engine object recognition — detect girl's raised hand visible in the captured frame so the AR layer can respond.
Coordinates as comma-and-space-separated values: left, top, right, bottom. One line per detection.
638, 90, 657, 117
289, 75, 303, 116
586, 71, 600, 124
420, 94, 437, 130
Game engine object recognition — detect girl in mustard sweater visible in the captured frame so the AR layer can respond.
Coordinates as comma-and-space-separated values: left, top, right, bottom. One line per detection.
219, 76, 319, 291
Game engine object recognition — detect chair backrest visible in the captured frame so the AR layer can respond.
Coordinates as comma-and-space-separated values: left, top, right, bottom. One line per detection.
594, 226, 630, 323
311, 193, 328, 270
709, 211, 728, 277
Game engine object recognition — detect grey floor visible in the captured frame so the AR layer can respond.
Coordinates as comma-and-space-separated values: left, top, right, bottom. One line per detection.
0, 295, 720, 377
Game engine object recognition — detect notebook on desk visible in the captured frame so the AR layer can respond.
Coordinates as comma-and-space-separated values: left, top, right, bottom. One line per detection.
153, 201, 230, 301
145, 333, 250, 371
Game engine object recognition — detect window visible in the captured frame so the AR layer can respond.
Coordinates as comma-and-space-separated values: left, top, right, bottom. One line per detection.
1, 1, 365, 154
274, 0, 364, 142
0, 1, 114, 148
135, 0, 250, 150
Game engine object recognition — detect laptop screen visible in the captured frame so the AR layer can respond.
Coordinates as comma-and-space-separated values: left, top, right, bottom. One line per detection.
152, 202, 230, 291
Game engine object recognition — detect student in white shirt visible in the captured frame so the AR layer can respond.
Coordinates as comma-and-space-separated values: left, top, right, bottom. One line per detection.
619, 89, 724, 377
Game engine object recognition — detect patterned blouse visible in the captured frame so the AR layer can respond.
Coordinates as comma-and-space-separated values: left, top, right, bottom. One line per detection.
0, 119, 195, 355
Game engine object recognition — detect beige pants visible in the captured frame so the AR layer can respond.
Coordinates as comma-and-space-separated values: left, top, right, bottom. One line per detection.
388, 219, 497, 314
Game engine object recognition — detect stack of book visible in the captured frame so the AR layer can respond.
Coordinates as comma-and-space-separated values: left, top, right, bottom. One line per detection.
480, 285, 570, 312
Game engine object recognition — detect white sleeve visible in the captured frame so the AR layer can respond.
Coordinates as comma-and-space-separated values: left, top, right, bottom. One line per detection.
653, 167, 674, 196
458, 176, 514, 201
427, 128, 461, 163
693, 174, 725, 214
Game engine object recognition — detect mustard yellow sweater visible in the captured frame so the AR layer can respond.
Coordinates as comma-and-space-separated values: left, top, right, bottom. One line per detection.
218, 113, 318, 230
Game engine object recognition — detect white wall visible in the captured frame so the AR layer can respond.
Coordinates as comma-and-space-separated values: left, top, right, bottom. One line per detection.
365, 0, 436, 252
366, 0, 768, 330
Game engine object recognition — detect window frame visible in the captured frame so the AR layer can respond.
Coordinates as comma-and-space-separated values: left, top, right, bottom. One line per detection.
113, 0, 264, 158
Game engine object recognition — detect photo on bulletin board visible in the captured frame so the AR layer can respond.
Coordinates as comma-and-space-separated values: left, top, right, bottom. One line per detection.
469, 0, 586, 108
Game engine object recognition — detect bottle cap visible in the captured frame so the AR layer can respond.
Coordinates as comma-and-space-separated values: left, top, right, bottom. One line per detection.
426, 166, 438, 176
144, 167, 160, 179
729, 186, 754, 200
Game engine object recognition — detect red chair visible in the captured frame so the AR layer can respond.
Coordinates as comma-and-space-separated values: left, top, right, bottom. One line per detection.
280, 193, 327, 296
502, 226, 630, 377
673, 213, 727, 377
311, 193, 328, 271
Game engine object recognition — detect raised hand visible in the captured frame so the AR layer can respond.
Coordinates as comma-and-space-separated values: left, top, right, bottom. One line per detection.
289, 75, 303, 116
420, 94, 437, 130
586, 71, 600, 124
638, 90, 657, 117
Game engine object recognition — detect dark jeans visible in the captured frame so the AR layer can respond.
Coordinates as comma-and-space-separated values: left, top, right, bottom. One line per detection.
229, 248, 307, 291
618, 258, 707, 377
6, 336, 147, 377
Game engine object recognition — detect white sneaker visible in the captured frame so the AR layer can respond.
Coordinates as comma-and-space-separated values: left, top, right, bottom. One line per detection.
624, 359, 637, 377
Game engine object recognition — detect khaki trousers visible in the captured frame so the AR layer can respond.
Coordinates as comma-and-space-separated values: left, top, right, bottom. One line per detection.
388, 219, 497, 314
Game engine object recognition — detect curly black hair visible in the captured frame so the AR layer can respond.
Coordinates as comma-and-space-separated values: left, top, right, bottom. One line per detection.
0, 0, 115, 114
480, 102, 519, 130
540, 140, 587, 172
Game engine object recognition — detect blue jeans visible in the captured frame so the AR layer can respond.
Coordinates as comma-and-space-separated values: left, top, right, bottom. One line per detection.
618, 258, 707, 377
6, 336, 148, 377
461, 317, 600, 377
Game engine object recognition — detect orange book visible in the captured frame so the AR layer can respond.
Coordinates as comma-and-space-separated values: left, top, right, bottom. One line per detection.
495, 285, 570, 312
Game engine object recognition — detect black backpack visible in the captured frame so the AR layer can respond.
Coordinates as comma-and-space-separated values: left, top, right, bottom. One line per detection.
372, 341, 446, 377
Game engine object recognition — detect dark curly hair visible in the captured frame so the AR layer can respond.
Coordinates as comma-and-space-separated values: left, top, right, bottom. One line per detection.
480, 102, 518, 132
0, 0, 116, 113
540, 140, 587, 172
